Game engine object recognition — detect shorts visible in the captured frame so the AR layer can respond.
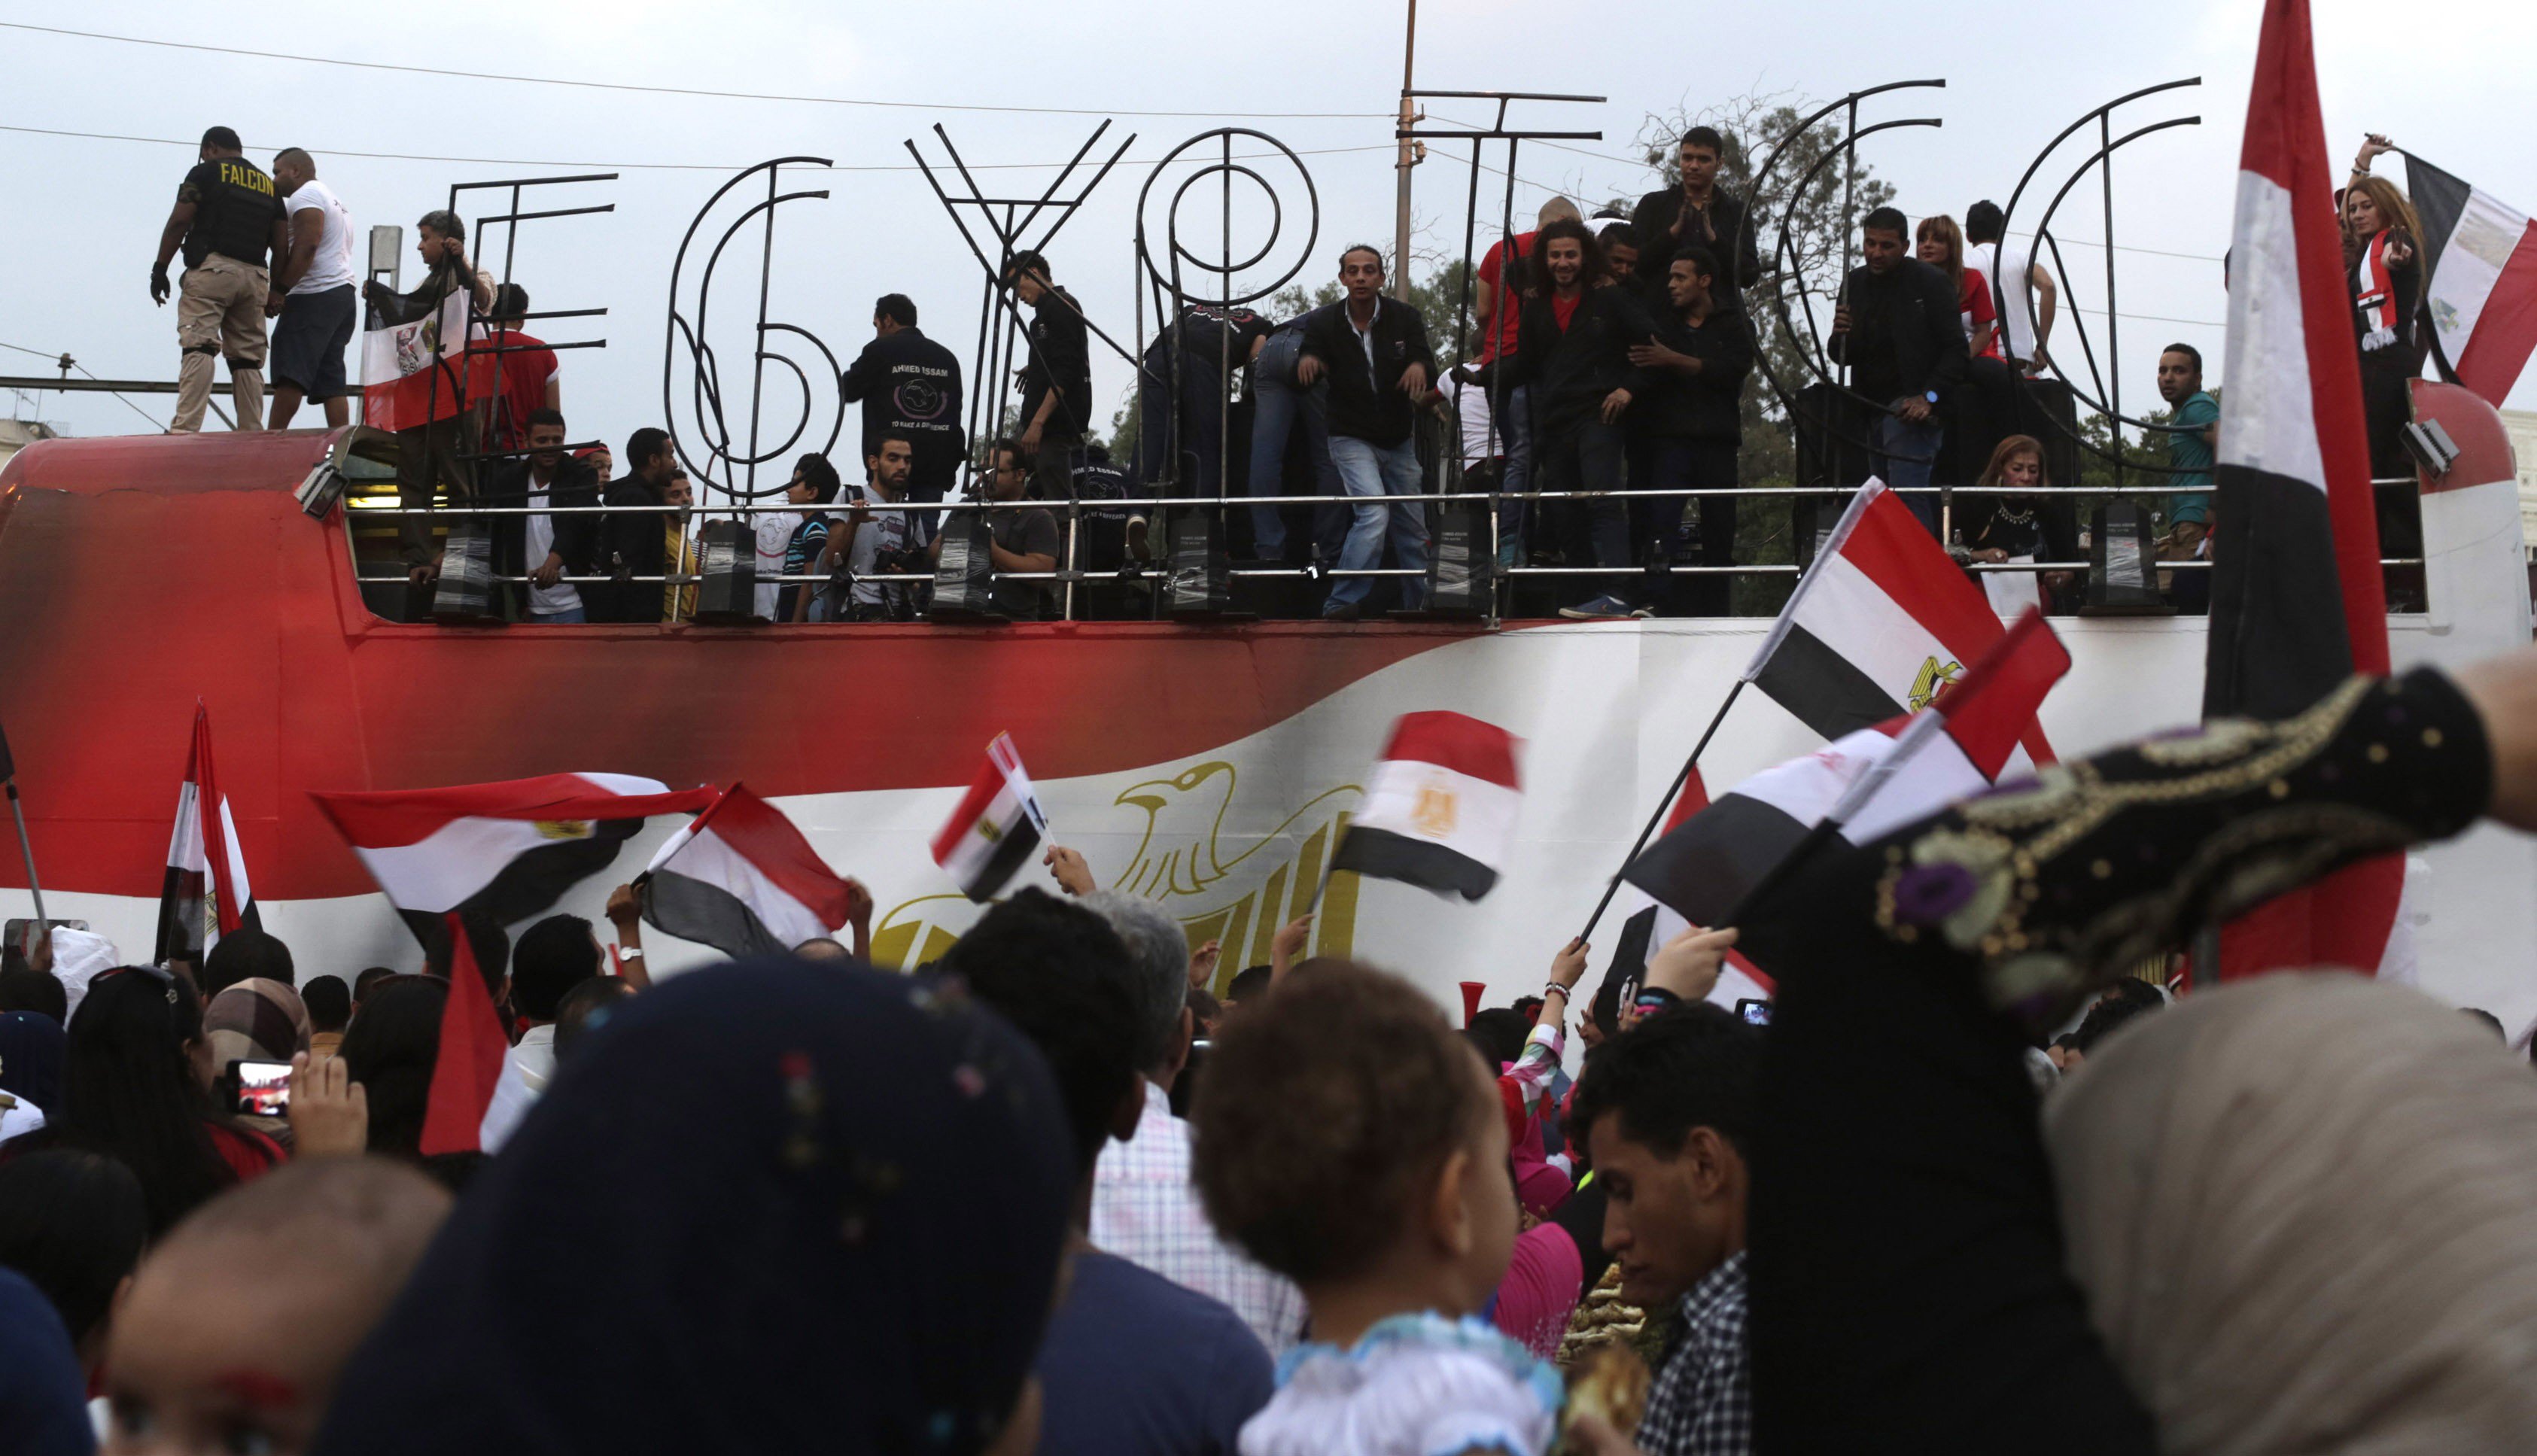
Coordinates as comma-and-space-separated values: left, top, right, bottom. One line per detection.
271, 283, 357, 400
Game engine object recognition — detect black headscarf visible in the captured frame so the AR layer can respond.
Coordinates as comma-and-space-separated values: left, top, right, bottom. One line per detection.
310, 959, 1075, 1455
0, 1013, 65, 1117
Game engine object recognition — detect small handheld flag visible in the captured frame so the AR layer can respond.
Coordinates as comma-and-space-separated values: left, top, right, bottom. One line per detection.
1328, 711, 1523, 901
931, 733, 1051, 902
156, 703, 259, 964
642, 785, 857, 959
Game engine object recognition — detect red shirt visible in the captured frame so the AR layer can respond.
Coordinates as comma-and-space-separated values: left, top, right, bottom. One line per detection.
1550, 291, 1584, 332
1477, 229, 1538, 361
472, 329, 560, 448
1958, 269, 2003, 360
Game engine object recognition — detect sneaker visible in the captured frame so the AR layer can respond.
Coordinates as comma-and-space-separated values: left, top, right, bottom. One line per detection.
1559, 594, 1638, 621
1125, 514, 1151, 561
1321, 602, 1362, 623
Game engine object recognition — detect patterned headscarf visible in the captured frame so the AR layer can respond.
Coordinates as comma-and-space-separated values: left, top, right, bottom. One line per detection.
309, 959, 1075, 1456
205, 978, 312, 1067
2048, 973, 2537, 1452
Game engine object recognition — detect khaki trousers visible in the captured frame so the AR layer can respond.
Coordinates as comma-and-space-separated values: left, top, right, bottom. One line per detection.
172, 254, 269, 432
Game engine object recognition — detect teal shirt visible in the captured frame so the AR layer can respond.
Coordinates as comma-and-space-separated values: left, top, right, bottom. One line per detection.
2167, 391, 2219, 525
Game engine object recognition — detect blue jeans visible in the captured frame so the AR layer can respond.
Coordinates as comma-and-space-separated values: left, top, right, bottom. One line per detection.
1873, 413, 1945, 537
1136, 349, 1230, 498
1325, 435, 1428, 611
529, 605, 587, 624
1247, 330, 1346, 561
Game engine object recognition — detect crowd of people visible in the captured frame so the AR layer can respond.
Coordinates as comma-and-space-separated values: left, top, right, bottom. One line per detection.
150, 120, 2434, 625
5, 631, 2537, 1451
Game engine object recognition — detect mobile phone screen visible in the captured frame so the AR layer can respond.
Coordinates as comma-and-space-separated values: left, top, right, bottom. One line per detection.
1734, 997, 1773, 1028
231, 1059, 293, 1117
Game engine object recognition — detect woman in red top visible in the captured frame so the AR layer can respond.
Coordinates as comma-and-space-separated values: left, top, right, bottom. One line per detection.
1918, 214, 2001, 361
3, 968, 281, 1236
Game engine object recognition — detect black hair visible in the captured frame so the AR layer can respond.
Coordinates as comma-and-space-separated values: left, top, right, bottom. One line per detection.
1083, 440, 1111, 464
301, 974, 352, 1034
511, 915, 601, 1023
526, 406, 567, 433
1529, 218, 1607, 295
1599, 223, 1639, 254
625, 427, 674, 475
417, 209, 465, 244
1569, 1002, 1763, 1160
1004, 250, 1051, 283
51, 969, 236, 1237
202, 927, 294, 997
875, 293, 918, 327
792, 452, 841, 505
2462, 1007, 2507, 1041
989, 439, 1027, 472
1964, 199, 2006, 245
2162, 342, 2204, 374
273, 147, 312, 174
353, 966, 397, 1004
0, 964, 65, 1023
1337, 242, 1386, 273
490, 282, 531, 321
1672, 244, 1723, 281
1224, 965, 1273, 1005
938, 889, 1140, 1179
339, 975, 448, 1163
2098, 977, 2167, 1014
553, 976, 634, 1062
1863, 205, 1910, 241
873, 431, 917, 458
2072, 993, 2161, 1053
0, 1151, 147, 1354
1465, 1007, 1532, 1068
1678, 126, 1726, 158
201, 126, 242, 152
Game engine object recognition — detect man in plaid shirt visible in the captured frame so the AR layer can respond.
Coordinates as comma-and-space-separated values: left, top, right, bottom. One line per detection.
1570, 979, 1765, 1455
1077, 883, 1308, 1354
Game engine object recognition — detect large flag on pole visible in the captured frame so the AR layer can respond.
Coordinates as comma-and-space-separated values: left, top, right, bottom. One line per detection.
361, 287, 478, 433
1627, 610, 2071, 938
2204, 0, 2407, 977
640, 785, 857, 959
932, 734, 1051, 903
1596, 770, 1778, 1014
1745, 479, 2053, 766
1329, 712, 1524, 901
2405, 153, 2537, 406
310, 773, 716, 965
155, 703, 258, 965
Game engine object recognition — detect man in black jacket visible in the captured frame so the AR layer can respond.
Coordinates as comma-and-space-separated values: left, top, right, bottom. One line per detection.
1627, 247, 1755, 617
1629, 129, 1762, 311
1491, 220, 1659, 619
1296, 245, 1435, 620
1829, 207, 1968, 537
486, 408, 601, 622
590, 427, 678, 622
1005, 251, 1094, 504
839, 293, 963, 537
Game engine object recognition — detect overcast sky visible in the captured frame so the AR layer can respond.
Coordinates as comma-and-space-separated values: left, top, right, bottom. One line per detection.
2, 0, 2529, 478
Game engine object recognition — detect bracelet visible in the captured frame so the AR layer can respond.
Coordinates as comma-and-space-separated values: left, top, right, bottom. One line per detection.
617, 947, 643, 959
1543, 981, 1573, 1003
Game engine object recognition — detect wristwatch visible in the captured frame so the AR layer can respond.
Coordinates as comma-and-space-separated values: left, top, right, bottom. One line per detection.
1924, 390, 1941, 405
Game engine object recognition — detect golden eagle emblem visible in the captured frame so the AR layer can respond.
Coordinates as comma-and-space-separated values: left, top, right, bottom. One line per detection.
532, 819, 594, 841
872, 761, 1364, 985
1908, 655, 1964, 711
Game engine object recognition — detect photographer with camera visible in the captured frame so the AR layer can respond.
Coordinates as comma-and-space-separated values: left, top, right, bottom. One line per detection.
932, 440, 1061, 622
817, 434, 926, 622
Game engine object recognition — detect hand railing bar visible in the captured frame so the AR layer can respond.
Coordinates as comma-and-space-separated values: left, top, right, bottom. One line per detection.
1405, 89, 1606, 102
468, 205, 617, 226
448, 173, 619, 191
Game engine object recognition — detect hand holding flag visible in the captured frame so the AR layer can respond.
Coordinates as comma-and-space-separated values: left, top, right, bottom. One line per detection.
933, 733, 1052, 902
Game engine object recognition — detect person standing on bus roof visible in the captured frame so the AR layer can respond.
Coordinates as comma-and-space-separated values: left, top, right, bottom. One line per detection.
152, 126, 288, 433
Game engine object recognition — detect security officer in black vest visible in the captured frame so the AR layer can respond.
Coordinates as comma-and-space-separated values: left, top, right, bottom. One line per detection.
152, 126, 289, 433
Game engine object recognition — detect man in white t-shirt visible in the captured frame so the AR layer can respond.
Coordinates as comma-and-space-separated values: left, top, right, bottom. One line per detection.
1964, 199, 2058, 376
827, 434, 923, 621
265, 148, 359, 430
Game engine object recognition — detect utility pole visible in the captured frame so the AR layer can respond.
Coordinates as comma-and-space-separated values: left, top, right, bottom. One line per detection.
1392, 0, 1419, 299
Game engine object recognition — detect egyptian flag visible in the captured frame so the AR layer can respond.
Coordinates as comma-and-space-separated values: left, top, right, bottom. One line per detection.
2406, 153, 2537, 406
1628, 610, 2070, 936
154, 704, 258, 964
1596, 770, 1777, 1014
1745, 480, 2051, 767
1329, 712, 1523, 901
2203, 0, 2406, 978
640, 785, 857, 959
932, 734, 1049, 902
310, 773, 716, 968
361, 285, 479, 433
417, 910, 507, 1157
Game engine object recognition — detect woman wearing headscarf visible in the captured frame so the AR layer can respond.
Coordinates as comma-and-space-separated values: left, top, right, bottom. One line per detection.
0, 1011, 65, 1144
1726, 646, 2537, 1453
205, 978, 312, 1144
309, 959, 1076, 1456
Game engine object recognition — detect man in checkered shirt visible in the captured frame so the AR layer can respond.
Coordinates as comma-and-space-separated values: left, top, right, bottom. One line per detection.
1077, 886, 1308, 1354
1570, 993, 1765, 1454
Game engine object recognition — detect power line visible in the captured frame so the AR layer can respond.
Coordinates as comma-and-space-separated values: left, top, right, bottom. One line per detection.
0, 339, 166, 430
0, 21, 1389, 121
0, 122, 1395, 175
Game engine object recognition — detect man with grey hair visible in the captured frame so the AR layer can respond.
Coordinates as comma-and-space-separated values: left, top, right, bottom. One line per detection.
1073, 879, 1309, 1354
